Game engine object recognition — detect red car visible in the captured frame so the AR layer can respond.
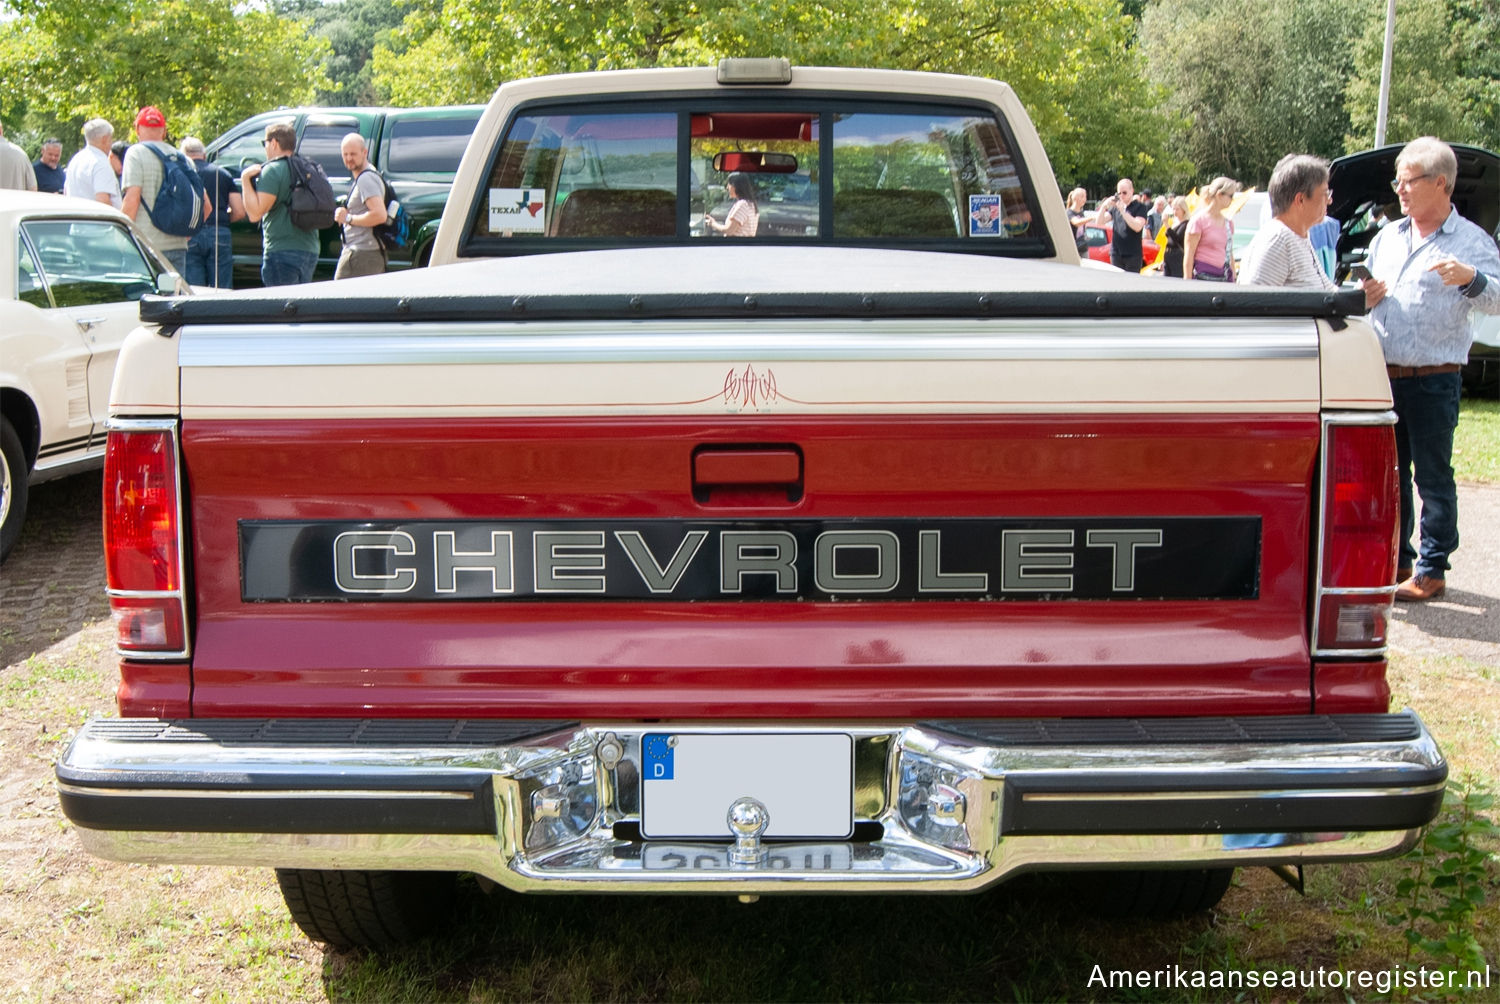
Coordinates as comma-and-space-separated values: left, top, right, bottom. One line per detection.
1083, 224, 1160, 271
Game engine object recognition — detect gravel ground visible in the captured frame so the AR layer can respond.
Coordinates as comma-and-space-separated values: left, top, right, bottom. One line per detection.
1387, 481, 1500, 664
0, 475, 108, 670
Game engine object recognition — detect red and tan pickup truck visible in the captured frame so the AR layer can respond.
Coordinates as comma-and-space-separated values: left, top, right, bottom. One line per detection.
58, 61, 1446, 950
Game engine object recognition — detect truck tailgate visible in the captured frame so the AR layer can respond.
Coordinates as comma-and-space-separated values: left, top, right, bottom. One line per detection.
175, 314, 1322, 719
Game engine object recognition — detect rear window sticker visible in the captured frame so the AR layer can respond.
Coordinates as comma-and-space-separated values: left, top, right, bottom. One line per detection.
490, 188, 547, 234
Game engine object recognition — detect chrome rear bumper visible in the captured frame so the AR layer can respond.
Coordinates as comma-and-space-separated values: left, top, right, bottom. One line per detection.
57, 712, 1447, 893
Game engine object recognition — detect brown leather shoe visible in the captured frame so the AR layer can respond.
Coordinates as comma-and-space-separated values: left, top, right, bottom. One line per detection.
1395, 573, 1446, 602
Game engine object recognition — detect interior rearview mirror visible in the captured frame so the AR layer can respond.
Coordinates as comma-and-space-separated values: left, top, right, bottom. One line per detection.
713, 151, 798, 174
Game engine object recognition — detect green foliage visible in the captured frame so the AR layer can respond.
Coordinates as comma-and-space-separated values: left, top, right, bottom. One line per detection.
1141, 0, 1368, 189
1389, 775, 1498, 975
0, 0, 331, 152
370, 0, 1179, 192
275, 0, 408, 105
1455, 398, 1500, 485
1345, 0, 1500, 151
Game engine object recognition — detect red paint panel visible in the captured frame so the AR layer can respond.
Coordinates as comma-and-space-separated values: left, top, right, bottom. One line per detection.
181, 414, 1327, 719
118, 661, 192, 718
1312, 660, 1391, 714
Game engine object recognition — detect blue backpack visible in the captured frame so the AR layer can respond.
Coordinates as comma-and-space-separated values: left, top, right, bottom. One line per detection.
141, 144, 206, 237
374, 173, 410, 250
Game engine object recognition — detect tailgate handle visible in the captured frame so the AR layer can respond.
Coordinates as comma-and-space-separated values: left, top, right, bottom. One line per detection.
693, 446, 803, 503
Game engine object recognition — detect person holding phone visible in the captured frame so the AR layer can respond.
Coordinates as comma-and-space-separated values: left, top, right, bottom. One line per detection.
1091, 178, 1150, 273
1362, 137, 1500, 602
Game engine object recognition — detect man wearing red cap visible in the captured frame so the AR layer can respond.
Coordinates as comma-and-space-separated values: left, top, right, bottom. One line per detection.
121, 106, 205, 271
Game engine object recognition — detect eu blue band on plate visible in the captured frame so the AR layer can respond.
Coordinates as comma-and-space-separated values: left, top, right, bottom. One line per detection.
643, 733, 674, 780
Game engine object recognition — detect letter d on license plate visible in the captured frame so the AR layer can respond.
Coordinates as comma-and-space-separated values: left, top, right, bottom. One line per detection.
640, 733, 853, 839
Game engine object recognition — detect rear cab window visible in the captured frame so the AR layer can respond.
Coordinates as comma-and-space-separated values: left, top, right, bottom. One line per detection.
379, 110, 483, 181
461, 97, 1045, 256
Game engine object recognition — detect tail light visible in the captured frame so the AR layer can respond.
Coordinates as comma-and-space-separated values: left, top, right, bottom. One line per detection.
1313, 414, 1398, 655
104, 419, 188, 657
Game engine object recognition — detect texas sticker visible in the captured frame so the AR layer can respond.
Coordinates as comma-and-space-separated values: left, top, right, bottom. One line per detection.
489, 188, 548, 234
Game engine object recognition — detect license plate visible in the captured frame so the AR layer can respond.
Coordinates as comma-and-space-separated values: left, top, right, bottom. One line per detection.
642, 843, 855, 871
639, 733, 853, 839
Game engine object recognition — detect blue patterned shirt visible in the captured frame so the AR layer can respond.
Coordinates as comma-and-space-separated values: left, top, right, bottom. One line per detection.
1366, 207, 1500, 366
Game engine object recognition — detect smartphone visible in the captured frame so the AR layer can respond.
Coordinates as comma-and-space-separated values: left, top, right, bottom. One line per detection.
1348, 264, 1372, 282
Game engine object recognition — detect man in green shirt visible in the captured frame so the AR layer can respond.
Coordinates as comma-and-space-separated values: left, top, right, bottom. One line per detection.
240, 122, 320, 285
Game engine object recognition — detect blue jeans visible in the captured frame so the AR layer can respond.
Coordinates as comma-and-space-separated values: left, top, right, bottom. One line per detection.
161, 247, 188, 274
1391, 371, 1461, 577
261, 249, 318, 287
185, 225, 233, 289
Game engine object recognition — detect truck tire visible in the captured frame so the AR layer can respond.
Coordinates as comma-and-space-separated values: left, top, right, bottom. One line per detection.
1076, 867, 1234, 919
275, 868, 458, 950
1, 416, 28, 562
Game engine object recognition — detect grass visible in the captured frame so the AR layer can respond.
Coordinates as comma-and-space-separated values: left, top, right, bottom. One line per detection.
1456, 398, 1499, 484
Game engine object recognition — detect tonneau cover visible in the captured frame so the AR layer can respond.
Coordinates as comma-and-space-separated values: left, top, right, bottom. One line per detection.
143, 247, 1366, 325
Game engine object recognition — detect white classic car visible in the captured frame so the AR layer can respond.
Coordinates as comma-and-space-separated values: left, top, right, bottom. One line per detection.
1, 191, 190, 560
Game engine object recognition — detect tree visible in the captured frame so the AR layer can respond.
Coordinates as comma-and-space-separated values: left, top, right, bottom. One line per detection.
275, 0, 408, 105
371, 0, 1178, 192
1344, 0, 1500, 152
0, 0, 331, 151
1140, 0, 1368, 188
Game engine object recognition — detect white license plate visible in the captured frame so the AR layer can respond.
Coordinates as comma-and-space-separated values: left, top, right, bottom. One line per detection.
642, 843, 855, 871
639, 733, 853, 839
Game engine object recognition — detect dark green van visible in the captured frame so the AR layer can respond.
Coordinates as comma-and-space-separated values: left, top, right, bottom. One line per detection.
204, 105, 483, 286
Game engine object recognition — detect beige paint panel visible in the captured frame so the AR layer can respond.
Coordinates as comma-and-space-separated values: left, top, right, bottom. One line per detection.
180, 357, 1318, 419
109, 325, 180, 417
1319, 317, 1392, 409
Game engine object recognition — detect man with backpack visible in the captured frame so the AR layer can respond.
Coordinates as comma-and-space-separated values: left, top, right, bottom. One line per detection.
333, 132, 388, 280
121, 106, 208, 271
240, 122, 321, 286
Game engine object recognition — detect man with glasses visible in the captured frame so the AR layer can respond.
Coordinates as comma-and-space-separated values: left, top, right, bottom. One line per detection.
1091, 177, 1150, 273
1238, 154, 1338, 290
240, 122, 320, 286
1360, 136, 1500, 602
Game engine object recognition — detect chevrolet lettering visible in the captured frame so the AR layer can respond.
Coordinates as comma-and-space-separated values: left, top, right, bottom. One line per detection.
241, 518, 1258, 602
59, 62, 1446, 953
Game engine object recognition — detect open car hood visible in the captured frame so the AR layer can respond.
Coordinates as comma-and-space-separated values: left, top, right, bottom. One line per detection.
1329, 144, 1499, 267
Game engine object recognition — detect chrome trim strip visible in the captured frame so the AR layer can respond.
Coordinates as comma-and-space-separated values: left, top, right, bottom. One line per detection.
55, 783, 475, 802
29, 450, 105, 484
1312, 410, 1399, 659
105, 416, 181, 432
58, 714, 1446, 894
102, 417, 190, 662
71, 824, 1423, 894
1321, 586, 1400, 598
177, 319, 1320, 368
1021, 782, 1447, 802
